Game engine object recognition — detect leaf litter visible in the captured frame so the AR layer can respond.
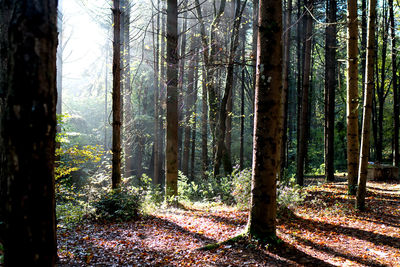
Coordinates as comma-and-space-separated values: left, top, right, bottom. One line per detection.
57, 179, 400, 266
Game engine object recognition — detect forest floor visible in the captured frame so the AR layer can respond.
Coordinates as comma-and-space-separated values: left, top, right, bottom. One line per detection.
57, 178, 400, 266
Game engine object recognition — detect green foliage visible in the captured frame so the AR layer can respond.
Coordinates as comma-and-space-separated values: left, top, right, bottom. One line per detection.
231, 167, 252, 209
277, 177, 307, 213
92, 188, 140, 222
56, 201, 89, 227
178, 171, 234, 204
55, 144, 103, 180
309, 163, 325, 176
230, 167, 306, 212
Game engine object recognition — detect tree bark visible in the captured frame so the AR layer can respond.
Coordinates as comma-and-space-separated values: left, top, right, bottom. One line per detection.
182, 34, 197, 177
123, 0, 133, 178
324, 0, 336, 182
247, 0, 282, 241
112, 0, 122, 189
296, 0, 313, 186
190, 56, 199, 181
390, 0, 399, 166
152, 0, 161, 184
177, 0, 188, 171
280, 0, 292, 179
0, 1, 58, 264
240, 27, 246, 170
213, 0, 246, 177
356, 0, 377, 211
376, 8, 389, 163
346, 0, 359, 194
165, 0, 179, 200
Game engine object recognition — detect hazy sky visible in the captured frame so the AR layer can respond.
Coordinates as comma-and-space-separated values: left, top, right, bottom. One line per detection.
61, 0, 109, 97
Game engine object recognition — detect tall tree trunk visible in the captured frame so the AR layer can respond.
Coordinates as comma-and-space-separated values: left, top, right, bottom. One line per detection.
177, 1, 188, 171
123, 1, 133, 178
165, 0, 179, 200
214, 0, 246, 177
182, 35, 197, 177
361, 0, 367, 102
190, 57, 199, 180
195, 0, 226, 156
296, 0, 313, 186
248, 0, 282, 241
0, 1, 58, 264
201, 65, 208, 180
56, 1, 63, 165
112, 0, 122, 189
159, 5, 166, 184
356, 0, 377, 211
240, 29, 246, 170
390, 0, 399, 166
376, 7, 389, 163
296, 0, 303, 183
324, 0, 337, 182
152, 0, 161, 184
280, 0, 292, 178
346, 0, 359, 194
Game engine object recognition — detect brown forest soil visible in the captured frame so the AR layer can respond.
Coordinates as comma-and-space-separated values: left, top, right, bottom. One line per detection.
58, 179, 400, 266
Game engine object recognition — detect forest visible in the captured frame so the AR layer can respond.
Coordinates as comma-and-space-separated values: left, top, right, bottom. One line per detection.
1, 0, 400, 266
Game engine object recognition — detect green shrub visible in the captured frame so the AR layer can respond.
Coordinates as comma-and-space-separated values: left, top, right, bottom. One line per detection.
230, 167, 306, 211
56, 201, 88, 226
178, 172, 234, 204
231, 167, 252, 209
92, 188, 140, 222
277, 177, 307, 212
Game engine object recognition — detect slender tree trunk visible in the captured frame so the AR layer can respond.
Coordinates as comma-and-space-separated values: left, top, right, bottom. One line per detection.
296, 0, 313, 186
377, 8, 389, 164
178, 1, 188, 171
182, 35, 197, 177
361, 0, 367, 102
153, 0, 161, 184
1, 1, 58, 264
159, 6, 166, 184
248, 0, 282, 241
190, 57, 199, 180
356, 0, 377, 211
240, 29, 246, 170
214, 0, 246, 177
56, 2, 63, 165
346, 0, 359, 194
280, 0, 292, 178
165, 0, 179, 200
325, 0, 337, 182
112, 0, 122, 189
296, 0, 303, 183
195, 0, 226, 156
123, 1, 133, 178
104, 44, 109, 150
390, 0, 399, 166
201, 65, 208, 180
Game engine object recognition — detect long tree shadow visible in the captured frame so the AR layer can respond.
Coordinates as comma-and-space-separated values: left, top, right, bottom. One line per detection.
293, 235, 387, 266
287, 214, 400, 250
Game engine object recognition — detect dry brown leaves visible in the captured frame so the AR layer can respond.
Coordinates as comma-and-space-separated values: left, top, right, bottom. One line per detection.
57, 180, 400, 266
